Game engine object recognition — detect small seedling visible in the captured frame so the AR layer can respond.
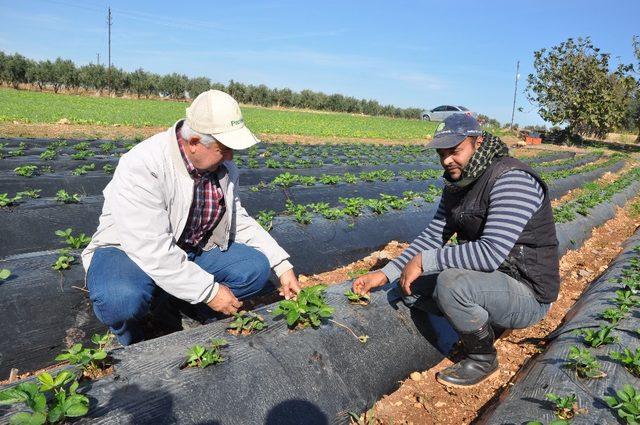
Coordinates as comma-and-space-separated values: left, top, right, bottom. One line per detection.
256, 210, 276, 232
71, 163, 96, 176
52, 249, 75, 271
0, 193, 22, 207
567, 345, 606, 379
347, 268, 369, 280
40, 149, 58, 161
14, 164, 38, 177
605, 384, 640, 424
344, 289, 370, 306
611, 347, 640, 377
55, 189, 82, 204
227, 311, 266, 335
574, 324, 618, 348
16, 188, 41, 199
184, 338, 227, 369
613, 289, 640, 308
0, 370, 89, 424
544, 392, 586, 420
71, 150, 93, 160
55, 228, 92, 249
73, 142, 90, 151
273, 284, 334, 329
0, 269, 10, 280
55, 333, 114, 379
100, 142, 117, 154
601, 305, 629, 325
348, 404, 376, 425
285, 201, 312, 224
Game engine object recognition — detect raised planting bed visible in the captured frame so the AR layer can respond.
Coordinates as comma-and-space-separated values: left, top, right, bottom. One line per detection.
0, 160, 626, 258
1, 167, 638, 382
479, 228, 640, 425
3, 207, 640, 423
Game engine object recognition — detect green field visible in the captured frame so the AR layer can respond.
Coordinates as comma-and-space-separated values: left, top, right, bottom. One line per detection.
0, 88, 438, 140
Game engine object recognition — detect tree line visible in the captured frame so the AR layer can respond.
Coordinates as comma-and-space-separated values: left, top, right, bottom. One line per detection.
0, 51, 424, 120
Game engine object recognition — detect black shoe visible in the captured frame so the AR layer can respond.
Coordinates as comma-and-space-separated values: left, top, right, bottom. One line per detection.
436, 322, 499, 387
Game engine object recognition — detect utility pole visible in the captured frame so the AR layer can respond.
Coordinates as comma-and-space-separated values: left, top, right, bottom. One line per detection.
96, 53, 100, 66
509, 60, 520, 131
107, 7, 112, 95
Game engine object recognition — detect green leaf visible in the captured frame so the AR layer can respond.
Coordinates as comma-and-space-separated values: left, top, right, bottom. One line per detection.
286, 309, 300, 326
63, 395, 89, 417
9, 412, 47, 425
0, 269, 10, 280
0, 388, 29, 405
48, 403, 65, 423
37, 373, 55, 391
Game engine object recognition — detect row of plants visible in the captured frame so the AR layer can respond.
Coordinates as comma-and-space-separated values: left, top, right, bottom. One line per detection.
527, 245, 640, 424
0, 189, 84, 208
261, 168, 440, 189
9, 162, 116, 178
539, 154, 625, 182
0, 283, 372, 423
553, 166, 640, 223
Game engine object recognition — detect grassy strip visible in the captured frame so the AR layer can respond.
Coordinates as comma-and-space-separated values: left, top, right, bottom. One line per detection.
0, 88, 438, 140
553, 166, 640, 223
536, 151, 603, 168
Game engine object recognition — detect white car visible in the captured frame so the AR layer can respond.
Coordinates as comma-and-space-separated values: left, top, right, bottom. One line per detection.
421, 105, 477, 121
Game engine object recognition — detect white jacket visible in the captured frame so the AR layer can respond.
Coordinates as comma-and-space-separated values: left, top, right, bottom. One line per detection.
82, 121, 292, 304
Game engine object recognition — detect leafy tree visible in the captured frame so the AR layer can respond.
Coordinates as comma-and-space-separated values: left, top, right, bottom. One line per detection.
159, 72, 188, 99
527, 37, 635, 140
630, 35, 640, 143
129, 68, 152, 98
78, 63, 108, 94
187, 76, 211, 98
2, 53, 30, 89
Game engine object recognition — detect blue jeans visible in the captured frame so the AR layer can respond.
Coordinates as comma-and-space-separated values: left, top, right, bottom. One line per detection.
87, 242, 271, 345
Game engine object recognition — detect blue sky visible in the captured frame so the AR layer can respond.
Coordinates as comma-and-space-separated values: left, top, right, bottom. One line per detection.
1, 0, 638, 126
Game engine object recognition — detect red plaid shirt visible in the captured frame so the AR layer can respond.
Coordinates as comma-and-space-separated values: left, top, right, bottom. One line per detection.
176, 126, 226, 251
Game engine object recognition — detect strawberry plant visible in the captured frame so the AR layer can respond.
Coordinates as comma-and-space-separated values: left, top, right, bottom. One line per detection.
613, 289, 640, 308
71, 150, 93, 160
265, 158, 281, 169
71, 163, 95, 176
184, 338, 227, 369
272, 284, 334, 329
601, 305, 629, 325
55, 228, 91, 249
574, 324, 618, 347
545, 392, 585, 420
380, 194, 410, 210
73, 142, 90, 151
344, 289, 370, 305
14, 164, 38, 177
0, 268, 10, 280
17, 188, 42, 199
319, 175, 341, 185
340, 197, 366, 217
227, 311, 266, 335
298, 175, 317, 186
54, 190, 81, 204
102, 164, 115, 174
55, 333, 113, 379
272, 172, 299, 187
567, 345, 606, 378
285, 201, 312, 224
40, 149, 58, 161
52, 249, 75, 271
256, 210, 276, 231
40, 165, 54, 174
611, 347, 640, 377
100, 142, 116, 154
7, 142, 26, 157
365, 199, 389, 215
0, 193, 22, 207
0, 370, 89, 424
605, 384, 640, 424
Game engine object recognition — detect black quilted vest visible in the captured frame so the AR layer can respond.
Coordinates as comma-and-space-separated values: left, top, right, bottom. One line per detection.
441, 156, 560, 303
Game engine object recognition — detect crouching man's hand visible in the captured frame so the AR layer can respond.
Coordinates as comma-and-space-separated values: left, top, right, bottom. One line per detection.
207, 284, 243, 315
399, 253, 422, 296
352, 271, 388, 296
278, 269, 301, 300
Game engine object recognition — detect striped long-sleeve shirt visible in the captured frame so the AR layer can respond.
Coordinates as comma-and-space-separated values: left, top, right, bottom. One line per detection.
380, 170, 545, 282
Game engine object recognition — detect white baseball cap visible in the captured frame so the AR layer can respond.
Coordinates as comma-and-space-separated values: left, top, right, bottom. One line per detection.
185, 90, 260, 150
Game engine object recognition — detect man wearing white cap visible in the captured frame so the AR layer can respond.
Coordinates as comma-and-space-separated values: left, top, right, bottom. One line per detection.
82, 90, 301, 345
